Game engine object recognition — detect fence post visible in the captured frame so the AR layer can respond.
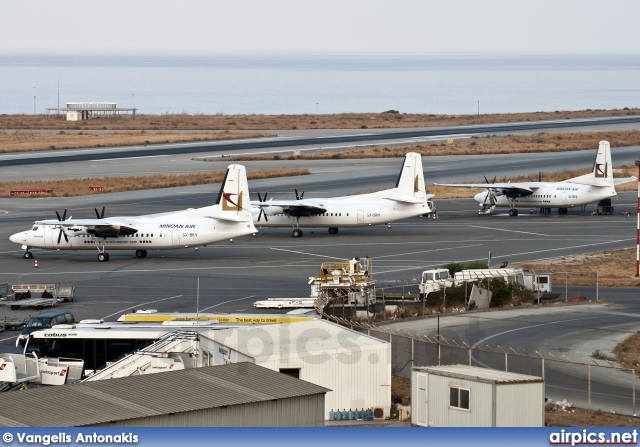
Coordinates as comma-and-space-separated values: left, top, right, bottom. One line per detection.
588, 365, 591, 409
411, 337, 415, 367
633, 369, 636, 416
468, 348, 472, 366
542, 357, 545, 380
505, 351, 508, 372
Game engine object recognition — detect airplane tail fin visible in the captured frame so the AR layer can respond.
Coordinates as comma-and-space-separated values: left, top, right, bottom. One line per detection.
567, 141, 613, 187
211, 164, 255, 223
394, 152, 428, 201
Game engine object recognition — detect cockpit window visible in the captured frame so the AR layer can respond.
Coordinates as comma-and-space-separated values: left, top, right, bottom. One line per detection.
31, 226, 38, 231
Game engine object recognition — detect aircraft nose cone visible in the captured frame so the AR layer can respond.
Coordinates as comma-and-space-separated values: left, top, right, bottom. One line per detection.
10, 232, 26, 244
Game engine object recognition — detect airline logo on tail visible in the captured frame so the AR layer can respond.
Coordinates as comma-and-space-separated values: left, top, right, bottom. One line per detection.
595, 162, 608, 178
222, 191, 243, 211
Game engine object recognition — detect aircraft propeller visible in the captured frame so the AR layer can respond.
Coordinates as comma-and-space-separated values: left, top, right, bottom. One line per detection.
55, 209, 69, 244
256, 192, 269, 222
482, 176, 497, 205
295, 189, 305, 200
95, 205, 106, 219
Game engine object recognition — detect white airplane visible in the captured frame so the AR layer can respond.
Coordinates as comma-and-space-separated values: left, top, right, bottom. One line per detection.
434, 141, 636, 217
251, 152, 435, 237
9, 164, 257, 262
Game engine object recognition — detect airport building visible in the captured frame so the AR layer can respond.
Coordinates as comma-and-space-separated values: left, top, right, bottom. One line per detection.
45, 102, 136, 120
199, 320, 392, 419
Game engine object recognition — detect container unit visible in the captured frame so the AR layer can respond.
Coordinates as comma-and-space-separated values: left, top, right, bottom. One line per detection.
411, 364, 544, 427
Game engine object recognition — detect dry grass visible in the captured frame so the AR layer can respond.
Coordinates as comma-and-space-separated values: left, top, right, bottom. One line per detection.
516, 248, 640, 288
2, 108, 638, 131
0, 168, 309, 198
227, 130, 640, 161
545, 408, 640, 427
0, 130, 269, 153
613, 331, 640, 368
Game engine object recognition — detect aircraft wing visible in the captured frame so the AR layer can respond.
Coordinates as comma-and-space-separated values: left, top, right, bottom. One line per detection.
251, 199, 328, 217
250, 199, 328, 213
37, 218, 138, 236
433, 183, 536, 195
613, 176, 638, 186
386, 193, 436, 204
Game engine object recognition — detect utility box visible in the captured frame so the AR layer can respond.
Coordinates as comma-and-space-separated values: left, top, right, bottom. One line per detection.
411, 365, 544, 427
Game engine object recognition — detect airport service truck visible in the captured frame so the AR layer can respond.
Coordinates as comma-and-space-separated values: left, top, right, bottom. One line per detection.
418, 267, 554, 300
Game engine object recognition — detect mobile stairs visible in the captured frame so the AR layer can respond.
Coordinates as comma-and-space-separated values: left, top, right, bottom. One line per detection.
81, 331, 199, 382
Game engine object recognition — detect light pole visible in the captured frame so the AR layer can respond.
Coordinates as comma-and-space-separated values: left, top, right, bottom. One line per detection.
316, 103, 318, 114
477, 100, 479, 116
635, 159, 640, 276
33, 87, 36, 115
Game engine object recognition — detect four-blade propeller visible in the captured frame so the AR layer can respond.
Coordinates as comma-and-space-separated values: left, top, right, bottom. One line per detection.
55, 209, 69, 243
256, 192, 269, 222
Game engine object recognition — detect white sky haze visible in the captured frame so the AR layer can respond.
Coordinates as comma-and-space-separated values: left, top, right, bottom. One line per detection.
1, 0, 638, 55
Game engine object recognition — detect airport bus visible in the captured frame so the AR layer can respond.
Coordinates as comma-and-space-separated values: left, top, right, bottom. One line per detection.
22, 320, 229, 372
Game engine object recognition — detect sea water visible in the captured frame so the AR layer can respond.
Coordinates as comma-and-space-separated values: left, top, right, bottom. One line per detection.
0, 53, 638, 115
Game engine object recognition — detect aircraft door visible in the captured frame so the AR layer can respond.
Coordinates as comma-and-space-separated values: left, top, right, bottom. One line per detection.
561, 192, 568, 204
172, 229, 180, 245
357, 210, 365, 224
43, 226, 55, 247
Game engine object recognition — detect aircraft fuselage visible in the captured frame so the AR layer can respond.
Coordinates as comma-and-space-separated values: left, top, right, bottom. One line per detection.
475, 183, 616, 209
11, 217, 254, 252
253, 200, 433, 229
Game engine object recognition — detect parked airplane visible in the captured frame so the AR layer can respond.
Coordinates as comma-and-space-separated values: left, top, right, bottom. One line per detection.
9, 164, 256, 261
434, 141, 636, 216
251, 152, 435, 237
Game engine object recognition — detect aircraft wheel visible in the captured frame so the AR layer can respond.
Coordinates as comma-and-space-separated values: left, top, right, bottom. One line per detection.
509, 209, 518, 217
559, 208, 568, 215
328, 227, 339, 235
135, 250, 148, 258
98, 252, 109, 262
292, 229, 303, 238
23, 251, 33, 259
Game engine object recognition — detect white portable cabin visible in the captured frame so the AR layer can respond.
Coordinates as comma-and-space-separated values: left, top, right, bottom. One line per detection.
199, 319, 391, 420
411, 364, 544, 427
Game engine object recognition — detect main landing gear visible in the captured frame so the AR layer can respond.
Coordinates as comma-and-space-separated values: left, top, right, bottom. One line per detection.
292, 229, 303, 238
328, 227, 339, 235
136, 250, 148, 258
95, 239, 110, 262
508, 199, 519, 217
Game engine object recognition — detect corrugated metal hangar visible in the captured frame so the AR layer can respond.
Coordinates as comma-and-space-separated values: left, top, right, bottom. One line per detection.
0, 363, 329, 427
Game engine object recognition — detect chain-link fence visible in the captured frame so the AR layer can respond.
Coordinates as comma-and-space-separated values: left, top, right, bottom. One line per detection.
328, 315, 638, 416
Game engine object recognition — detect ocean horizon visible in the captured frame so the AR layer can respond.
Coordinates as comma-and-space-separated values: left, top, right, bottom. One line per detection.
1, 53, 638, 115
